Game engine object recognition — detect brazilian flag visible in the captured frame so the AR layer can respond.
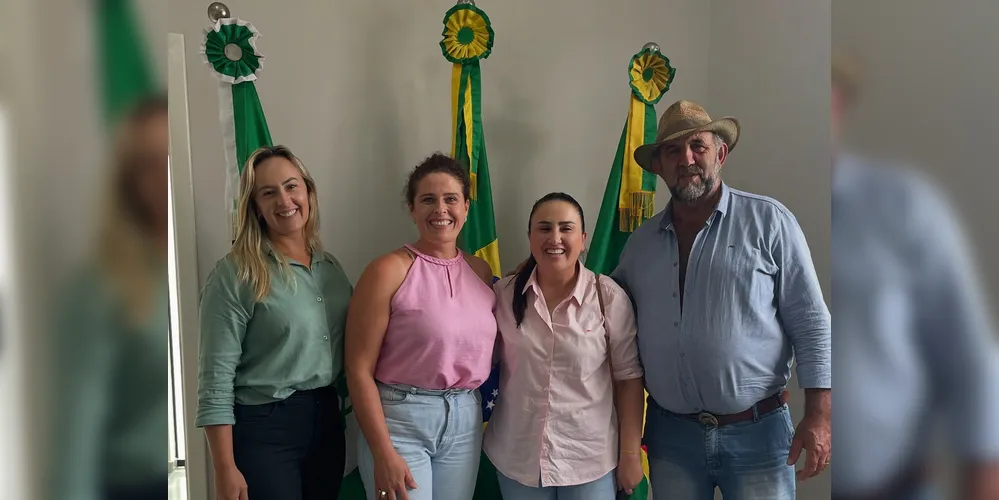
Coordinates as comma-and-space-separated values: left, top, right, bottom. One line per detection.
440, 4, 503, 499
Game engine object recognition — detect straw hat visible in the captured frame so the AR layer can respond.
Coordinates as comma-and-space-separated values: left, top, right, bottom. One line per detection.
634, 100, 740, 172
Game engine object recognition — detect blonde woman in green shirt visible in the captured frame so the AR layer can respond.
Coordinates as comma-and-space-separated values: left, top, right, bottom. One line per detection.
196, 145, 354, 500
51, 94, 169, 500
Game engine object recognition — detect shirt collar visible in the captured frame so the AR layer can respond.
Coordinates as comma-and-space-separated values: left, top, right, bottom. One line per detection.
524, 260, 593, 306
265, 241, 330, 267
660, 182, 731, 231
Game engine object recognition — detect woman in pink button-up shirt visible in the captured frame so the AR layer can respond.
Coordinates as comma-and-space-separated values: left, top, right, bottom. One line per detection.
483, 192, 647, 499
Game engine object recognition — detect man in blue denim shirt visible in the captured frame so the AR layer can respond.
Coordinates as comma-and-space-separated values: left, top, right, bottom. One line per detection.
830, 51, 999, 500
611, 100, 832, 499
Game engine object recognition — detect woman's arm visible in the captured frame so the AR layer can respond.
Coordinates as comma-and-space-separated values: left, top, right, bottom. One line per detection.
345, 251, 410, 459
196, 259, 253, 499
196, 260, 251, 460
614, 378, 646, 455
600, 275, 646, 492
204, 425, 236, 470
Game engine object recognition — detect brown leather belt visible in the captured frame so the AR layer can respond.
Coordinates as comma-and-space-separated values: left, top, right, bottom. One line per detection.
673, 391, 790, 426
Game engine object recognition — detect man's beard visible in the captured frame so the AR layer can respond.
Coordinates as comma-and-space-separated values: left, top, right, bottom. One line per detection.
668, 164, 718, 203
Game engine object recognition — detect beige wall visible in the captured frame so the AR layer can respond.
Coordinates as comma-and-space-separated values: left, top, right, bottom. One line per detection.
709, 0, 832, 298
707, 1, 831, 498
171, 0, 713, 282
833, 0, 999, 297
173, 0, 829, 291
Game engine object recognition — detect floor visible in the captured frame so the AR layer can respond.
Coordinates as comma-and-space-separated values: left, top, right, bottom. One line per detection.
169, 467, 187, 500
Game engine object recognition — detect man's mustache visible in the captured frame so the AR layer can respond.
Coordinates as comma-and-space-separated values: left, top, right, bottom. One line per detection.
678, 165, 703, 176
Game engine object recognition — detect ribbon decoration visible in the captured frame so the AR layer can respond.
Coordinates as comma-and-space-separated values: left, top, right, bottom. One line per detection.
201, 17, 273, 239
586, 46, 676, 276
620, 47, 676, 231
440, 3, 502, 278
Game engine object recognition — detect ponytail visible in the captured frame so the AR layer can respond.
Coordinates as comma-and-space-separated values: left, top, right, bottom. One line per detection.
511, 254, 538, 328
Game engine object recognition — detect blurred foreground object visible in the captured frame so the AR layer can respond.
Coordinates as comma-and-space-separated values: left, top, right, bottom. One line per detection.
95, 0, 157, 125
48, 94, 169, 500
831, 48, 999, 500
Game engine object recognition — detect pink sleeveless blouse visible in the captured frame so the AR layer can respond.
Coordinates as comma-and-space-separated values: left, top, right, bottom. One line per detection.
374, 244, 497, 390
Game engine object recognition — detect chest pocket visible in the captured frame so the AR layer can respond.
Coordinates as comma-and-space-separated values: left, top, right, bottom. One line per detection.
569, 280, 611, 377
715, 247, 776, 305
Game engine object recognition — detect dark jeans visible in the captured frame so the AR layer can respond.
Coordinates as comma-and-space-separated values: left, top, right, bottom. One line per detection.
233, 386, 345, 500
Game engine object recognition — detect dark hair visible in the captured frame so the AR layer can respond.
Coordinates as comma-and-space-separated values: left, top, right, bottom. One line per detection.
512, 192, 586, 327
404, 152, 471, 207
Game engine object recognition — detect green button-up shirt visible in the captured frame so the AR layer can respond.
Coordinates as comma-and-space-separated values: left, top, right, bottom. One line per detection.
195, 250, 353, 427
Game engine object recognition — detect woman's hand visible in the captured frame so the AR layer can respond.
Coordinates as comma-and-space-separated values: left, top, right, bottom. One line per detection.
213, 463, 248, 500
616, 452, 644, 496
373, 448, 418, 500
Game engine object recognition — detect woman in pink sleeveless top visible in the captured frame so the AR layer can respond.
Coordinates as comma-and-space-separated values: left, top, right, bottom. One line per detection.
345, 153, 497, 500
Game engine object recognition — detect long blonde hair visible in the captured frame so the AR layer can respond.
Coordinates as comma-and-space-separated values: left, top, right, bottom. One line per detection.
230, 145, 322, 301
96, 94, 168, 326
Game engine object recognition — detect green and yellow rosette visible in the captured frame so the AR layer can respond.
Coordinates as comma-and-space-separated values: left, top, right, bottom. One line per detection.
441, 3, 494, 202
587, 44, 677, 277
629, 47, 676, 105
619, 47, 676, 231
440, 3, 495, 64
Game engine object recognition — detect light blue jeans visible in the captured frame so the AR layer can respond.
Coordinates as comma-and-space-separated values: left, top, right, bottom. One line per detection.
357, 383, 482, 500
495, 470, 616, 500
644, 399, 796, 500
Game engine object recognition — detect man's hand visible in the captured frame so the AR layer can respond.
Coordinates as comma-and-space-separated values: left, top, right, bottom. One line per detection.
788, 413, 831, 480
788, 388, 831, 481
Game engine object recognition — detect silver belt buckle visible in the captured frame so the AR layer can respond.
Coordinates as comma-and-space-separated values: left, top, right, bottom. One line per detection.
698, 412, 719, 427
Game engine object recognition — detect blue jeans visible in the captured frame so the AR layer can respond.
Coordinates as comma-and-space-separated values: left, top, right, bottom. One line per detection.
495, 470, 616, 500
644, 399, 796, 500
357, 383, 482, 500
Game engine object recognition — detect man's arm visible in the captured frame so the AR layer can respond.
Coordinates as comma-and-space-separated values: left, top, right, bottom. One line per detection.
773, 210, 831, 391
909, 179, 999, 498
773, 210, 832, 480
